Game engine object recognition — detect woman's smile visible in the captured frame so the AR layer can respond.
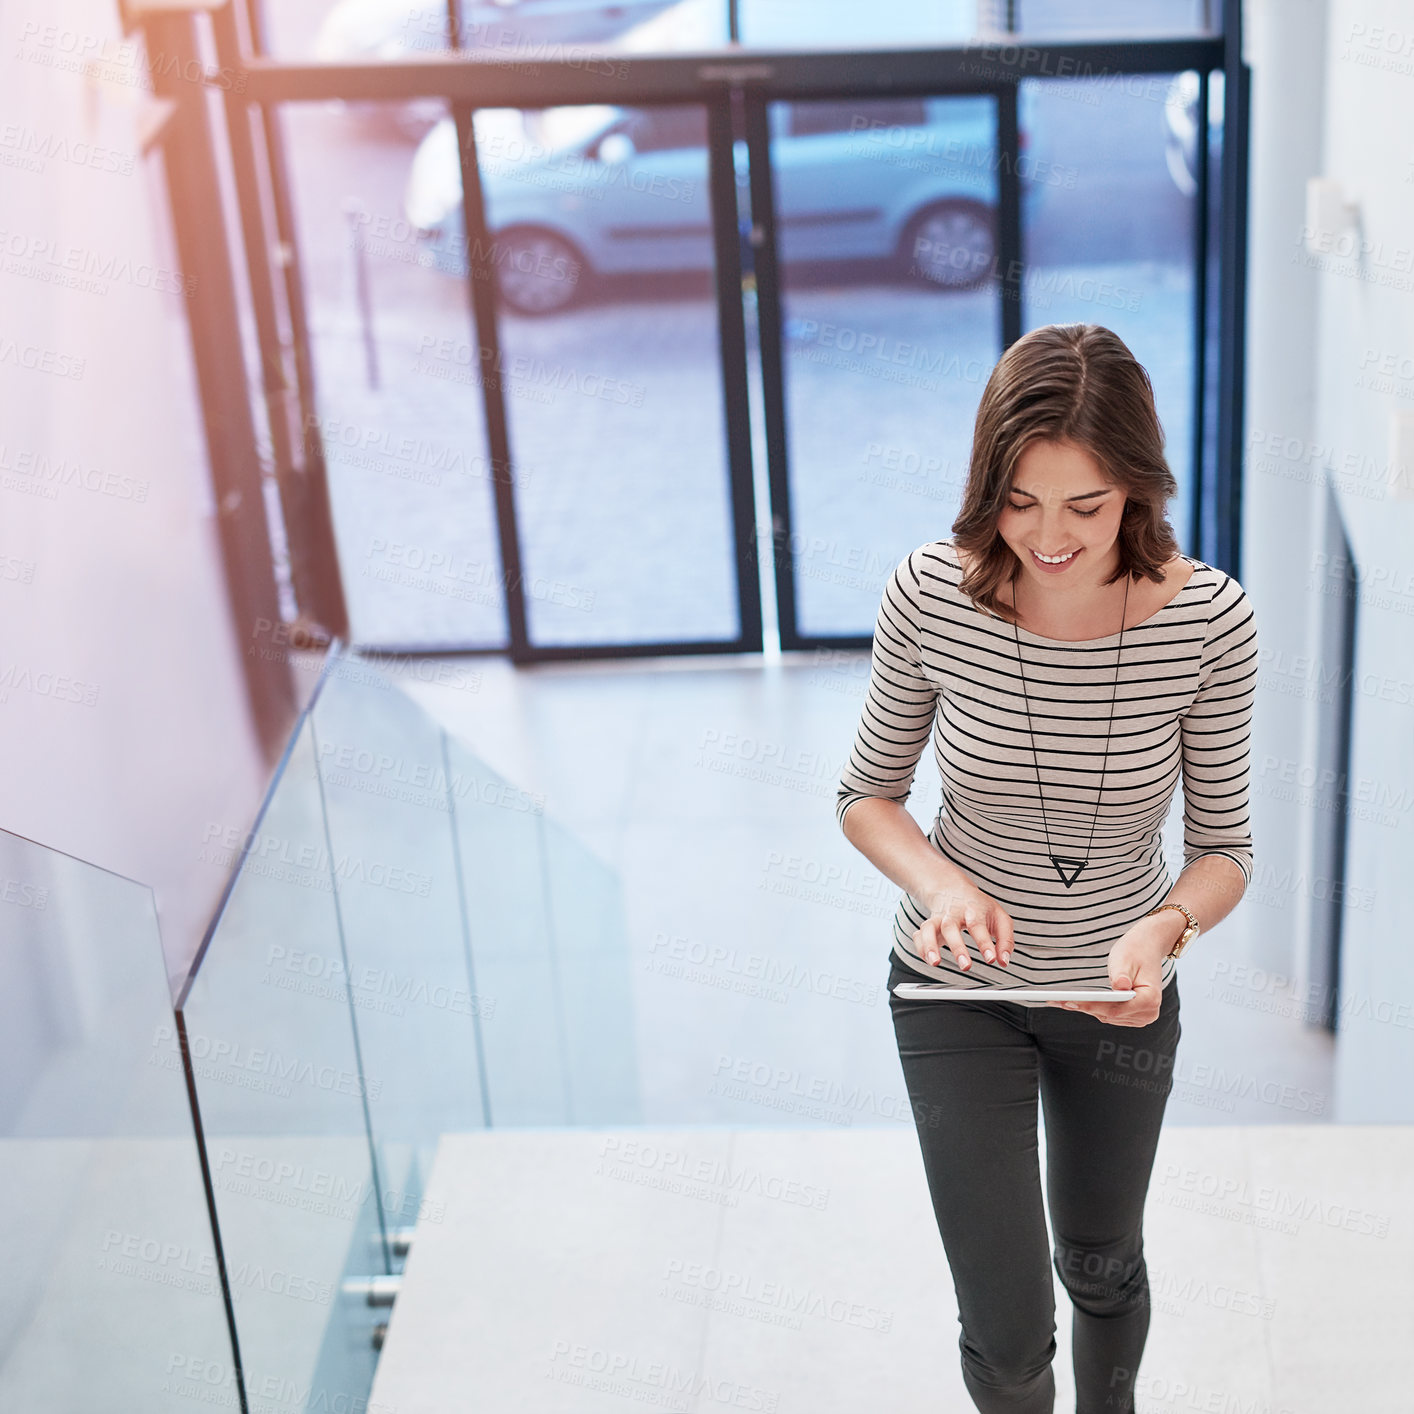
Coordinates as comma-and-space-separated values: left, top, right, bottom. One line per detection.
1028, 546, 1083, 573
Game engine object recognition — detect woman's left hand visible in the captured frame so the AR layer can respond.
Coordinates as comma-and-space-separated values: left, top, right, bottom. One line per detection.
1046, 918, 1175, 1026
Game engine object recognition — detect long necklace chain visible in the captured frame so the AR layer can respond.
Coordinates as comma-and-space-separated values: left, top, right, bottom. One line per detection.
1010, 570, 1130, 889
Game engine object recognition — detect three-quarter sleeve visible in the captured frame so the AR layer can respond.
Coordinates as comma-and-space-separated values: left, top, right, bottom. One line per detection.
1179, 571, 1258, 884
835, 547, 941, 831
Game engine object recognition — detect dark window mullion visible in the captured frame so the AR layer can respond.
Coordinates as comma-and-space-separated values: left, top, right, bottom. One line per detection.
448, 102, 529, 659
1215, 3, 1250, 579
1189, 68, 1212, 558
997, 82, 1023, 350
741, 92, 797, 650
708, 92, 765, 653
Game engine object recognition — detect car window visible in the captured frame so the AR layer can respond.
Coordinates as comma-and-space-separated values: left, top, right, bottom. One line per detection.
625, 106, 710, 154
784, 99, 929, 138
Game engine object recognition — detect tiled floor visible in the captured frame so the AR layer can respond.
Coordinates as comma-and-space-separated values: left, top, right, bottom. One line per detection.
369, 1124, 1414, 1412
399, 650, 1338, 1128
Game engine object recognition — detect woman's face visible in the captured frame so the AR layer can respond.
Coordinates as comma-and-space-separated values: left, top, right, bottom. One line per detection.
995, 438, 1126, 586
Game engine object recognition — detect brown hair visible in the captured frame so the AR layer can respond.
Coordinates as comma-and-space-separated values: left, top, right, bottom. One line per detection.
952, 323, 1180, 623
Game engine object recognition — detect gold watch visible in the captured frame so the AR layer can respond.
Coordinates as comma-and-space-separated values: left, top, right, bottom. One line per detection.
1145, 902, 1200, 958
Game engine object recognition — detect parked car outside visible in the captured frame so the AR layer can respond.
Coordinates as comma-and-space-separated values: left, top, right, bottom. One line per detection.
404, 92, 1050, 314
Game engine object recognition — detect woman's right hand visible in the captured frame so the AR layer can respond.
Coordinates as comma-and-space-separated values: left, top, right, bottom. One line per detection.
913, 881, 1015, 969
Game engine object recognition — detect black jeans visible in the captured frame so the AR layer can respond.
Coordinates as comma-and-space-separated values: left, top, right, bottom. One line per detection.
888, 956, 1181, 1414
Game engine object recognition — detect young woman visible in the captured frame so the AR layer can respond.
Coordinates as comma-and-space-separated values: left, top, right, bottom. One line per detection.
835, 323, 1257, 1414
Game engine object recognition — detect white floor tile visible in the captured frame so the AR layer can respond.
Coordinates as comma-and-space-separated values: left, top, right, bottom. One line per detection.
371, 1125, 1412, 1412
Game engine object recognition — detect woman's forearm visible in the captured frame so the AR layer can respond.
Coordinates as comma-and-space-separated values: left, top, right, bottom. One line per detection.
1135, 853, 1249, 955
840, 797, 971, 913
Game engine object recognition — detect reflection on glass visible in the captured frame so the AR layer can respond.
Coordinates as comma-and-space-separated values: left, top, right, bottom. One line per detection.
437, 731, 639, 1125
770, 94, 1005, 636
0, 830, 236, 1412
410, 100, 741, 648
984, 0, 1210, 39
179, 718, 384, 1414
283, 99, 505, 650
273, 0, 689, 64
741, 0, 976, 45
259, 1, 1210, 75
306, 649, 641, 1129
444, 741, 569, 1124
310, 654, 490, 1239
1020, 71, 1197, 548
540, 818, 641, 1125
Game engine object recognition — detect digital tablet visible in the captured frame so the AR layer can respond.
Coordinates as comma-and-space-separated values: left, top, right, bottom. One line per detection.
892, 983, 1137, 1003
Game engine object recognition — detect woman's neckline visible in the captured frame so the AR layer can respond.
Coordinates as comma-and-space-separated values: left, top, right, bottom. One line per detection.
947, 541, 1203, 645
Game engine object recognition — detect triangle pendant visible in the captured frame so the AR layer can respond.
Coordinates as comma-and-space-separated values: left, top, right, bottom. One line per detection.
1050, 856, 1086, 888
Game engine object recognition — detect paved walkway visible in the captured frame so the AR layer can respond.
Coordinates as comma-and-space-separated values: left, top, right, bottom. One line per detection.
312, 259, 1195, 649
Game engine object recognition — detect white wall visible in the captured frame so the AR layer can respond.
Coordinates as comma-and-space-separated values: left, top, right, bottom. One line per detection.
1305, 0, 1414, 1118
1242, 0, 1332, 979
0, 0, 272, 990
1245, 0, 1414, 1118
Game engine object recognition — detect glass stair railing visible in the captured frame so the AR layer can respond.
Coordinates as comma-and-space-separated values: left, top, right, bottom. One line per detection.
1, 641, 640, 1412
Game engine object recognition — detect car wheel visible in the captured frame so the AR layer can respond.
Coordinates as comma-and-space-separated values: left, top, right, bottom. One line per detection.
492, 228, 586, 316
902, 201, 996, 292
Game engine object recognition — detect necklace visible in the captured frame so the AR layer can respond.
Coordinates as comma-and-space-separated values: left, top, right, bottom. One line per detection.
1010, 570, 1130, 889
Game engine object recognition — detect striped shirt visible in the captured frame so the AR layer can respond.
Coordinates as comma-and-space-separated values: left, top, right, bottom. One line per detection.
835, 539, 1257, 1004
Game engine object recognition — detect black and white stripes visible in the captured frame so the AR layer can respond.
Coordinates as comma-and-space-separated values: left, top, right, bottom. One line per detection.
836, 540, 1258, 1001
